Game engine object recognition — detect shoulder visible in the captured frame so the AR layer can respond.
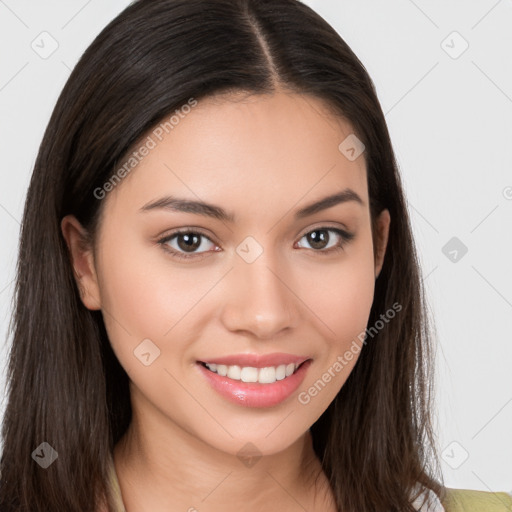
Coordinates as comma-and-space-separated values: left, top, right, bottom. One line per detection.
441, 488, 512, 511
95, 452, 126, 512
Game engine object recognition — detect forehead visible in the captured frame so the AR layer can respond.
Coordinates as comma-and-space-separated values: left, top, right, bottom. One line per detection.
104, 91, 368, 219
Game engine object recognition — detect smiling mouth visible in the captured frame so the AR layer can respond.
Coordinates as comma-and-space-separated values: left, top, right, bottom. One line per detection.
198, 360, 309, 384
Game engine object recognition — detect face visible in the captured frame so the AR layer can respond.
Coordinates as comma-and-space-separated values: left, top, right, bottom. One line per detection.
62, 90, 390, 458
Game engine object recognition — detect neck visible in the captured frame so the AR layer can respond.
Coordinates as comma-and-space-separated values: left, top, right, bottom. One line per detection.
113, 407, 334, 511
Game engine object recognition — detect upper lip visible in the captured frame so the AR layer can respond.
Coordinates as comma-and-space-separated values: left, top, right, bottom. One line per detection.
198, 353, 310, 368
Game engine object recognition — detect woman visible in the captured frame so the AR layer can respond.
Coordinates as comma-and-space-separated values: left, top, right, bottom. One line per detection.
0, 0, 510, 510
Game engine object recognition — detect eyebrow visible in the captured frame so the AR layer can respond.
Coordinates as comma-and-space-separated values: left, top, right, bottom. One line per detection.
139, 188, 364, 222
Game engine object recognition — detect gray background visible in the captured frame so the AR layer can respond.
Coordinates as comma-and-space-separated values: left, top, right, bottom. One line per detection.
0, 0, 511, 492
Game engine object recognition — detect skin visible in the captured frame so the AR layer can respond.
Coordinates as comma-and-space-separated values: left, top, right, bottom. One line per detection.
62, 89, 390, 512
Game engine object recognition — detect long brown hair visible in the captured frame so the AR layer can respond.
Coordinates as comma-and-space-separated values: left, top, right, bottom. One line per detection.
0, 1, 444, 510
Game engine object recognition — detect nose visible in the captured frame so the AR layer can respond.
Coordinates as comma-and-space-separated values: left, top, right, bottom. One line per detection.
219, 252, 300, 339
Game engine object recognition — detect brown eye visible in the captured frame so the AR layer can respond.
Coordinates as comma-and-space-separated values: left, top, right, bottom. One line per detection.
296, 227, 354, 253
176, 233, 202, 252
159, 230, 218, 260
306, 229, 330, 249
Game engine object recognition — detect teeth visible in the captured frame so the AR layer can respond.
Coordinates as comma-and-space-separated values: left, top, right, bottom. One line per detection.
258, 366, 276, 384
285, 363, 295, 377
227, 365, 241, 380
240, 366, 258, 382
204, 362, 301, 384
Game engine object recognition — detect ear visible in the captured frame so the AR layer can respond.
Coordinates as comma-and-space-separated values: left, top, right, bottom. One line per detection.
60, 215, 102, 310
374, 208, 390, 279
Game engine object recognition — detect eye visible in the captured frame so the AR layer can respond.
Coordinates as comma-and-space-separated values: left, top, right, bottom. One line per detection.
296, 227, 354, 254
158, 229, 219, 260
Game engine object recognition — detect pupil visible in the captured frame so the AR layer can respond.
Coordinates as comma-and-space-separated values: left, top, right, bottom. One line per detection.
308, 230, 328, 249
177, 233, 200, 251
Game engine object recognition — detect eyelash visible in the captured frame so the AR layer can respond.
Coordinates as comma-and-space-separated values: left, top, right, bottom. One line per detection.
157, 227, 355, 261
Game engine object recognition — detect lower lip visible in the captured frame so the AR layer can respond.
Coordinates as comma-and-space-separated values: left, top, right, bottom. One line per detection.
197, 360, 312, 408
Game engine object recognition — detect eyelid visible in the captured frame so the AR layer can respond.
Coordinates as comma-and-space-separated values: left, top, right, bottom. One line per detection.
157, 226, 218, 244
296, 221, 352, 239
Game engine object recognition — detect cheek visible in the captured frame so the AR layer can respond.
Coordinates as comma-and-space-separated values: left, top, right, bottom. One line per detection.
296, 244, 375, 412
95, 230, 222, 370
94, 228, 177, 359
319, 268, 374, 335
302, 238, 376, 347
97, 221, 188, 327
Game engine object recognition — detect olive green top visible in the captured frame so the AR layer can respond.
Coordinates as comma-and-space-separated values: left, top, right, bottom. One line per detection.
105, 453, 512, 511
441, 488, 512, 511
